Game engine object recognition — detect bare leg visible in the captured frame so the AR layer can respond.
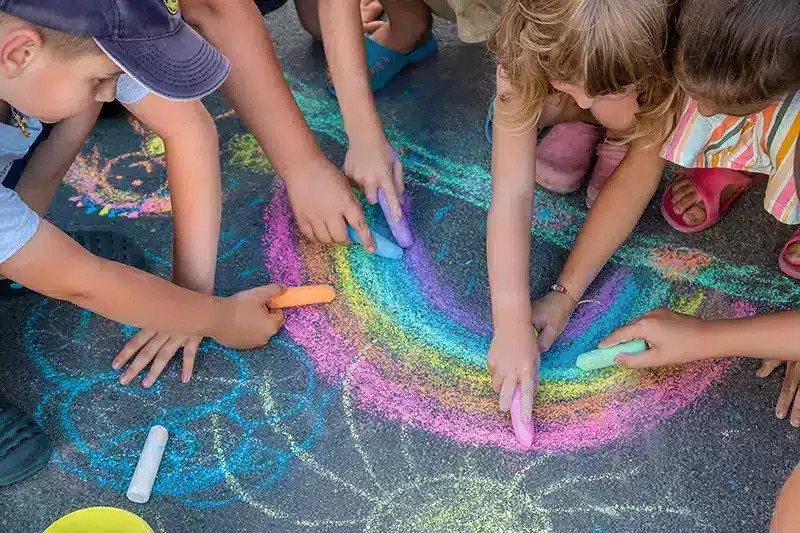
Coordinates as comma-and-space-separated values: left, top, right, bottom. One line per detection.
293, 0, 322, 41
370, 0, 432, 54
772, 463, 800, 532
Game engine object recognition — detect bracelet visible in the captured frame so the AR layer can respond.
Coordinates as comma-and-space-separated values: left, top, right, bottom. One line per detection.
550, 284, 599, 308
550, 283, 578, 303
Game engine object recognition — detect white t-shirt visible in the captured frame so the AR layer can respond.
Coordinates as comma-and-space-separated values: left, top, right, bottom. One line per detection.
0, 75, 150, 264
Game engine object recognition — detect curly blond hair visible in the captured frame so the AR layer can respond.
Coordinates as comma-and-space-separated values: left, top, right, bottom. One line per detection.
490, 0, 684, 145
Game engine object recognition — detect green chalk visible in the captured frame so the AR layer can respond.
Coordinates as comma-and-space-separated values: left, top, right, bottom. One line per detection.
575, 340, 648, 371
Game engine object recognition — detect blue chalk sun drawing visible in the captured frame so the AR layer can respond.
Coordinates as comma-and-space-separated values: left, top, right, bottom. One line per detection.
24, 298, 330, 508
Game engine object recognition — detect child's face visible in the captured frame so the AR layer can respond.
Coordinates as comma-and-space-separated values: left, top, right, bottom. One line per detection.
551, 81, 639, 135
0, 28, 123, 122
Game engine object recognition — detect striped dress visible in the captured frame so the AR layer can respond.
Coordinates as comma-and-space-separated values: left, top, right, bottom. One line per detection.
661, 92, 800, 224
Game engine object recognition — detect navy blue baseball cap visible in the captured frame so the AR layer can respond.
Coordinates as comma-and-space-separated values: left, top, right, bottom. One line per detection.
0, 0, 230, 101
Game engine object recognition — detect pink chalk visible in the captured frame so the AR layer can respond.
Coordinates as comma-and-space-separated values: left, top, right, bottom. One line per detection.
378, 188, 413, 248
511, 385, 535, 449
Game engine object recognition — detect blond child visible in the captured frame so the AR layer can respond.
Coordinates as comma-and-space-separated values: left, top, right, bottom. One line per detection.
485, 0, 682, 419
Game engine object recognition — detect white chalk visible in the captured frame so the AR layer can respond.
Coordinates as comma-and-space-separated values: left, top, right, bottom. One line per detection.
127, 425, 168, 504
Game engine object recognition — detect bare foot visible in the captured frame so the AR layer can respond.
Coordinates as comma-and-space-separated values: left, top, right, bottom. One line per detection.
669, 174, 742, 227
369, 1, 432, 54
787, 242, 800, 266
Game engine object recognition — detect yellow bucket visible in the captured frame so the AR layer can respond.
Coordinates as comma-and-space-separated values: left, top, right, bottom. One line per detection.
44, 507, 153, 533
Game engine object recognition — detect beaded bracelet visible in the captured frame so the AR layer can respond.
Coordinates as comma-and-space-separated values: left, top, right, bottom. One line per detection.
550, 284, 599, 308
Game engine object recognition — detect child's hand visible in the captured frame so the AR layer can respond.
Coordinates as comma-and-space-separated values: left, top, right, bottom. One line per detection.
487, 327, 541, 423
211, 284, 286, 349
756, 360, 800, 427
599, 309, 709, 368
531, 291, 576, 351
344, 139, 404, 222
113, 332, 203, 388
285, 156, 376, 251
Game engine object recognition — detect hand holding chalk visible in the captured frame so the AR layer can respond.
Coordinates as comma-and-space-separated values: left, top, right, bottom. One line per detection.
347, 225, 403, 259
511, 385, 535, 449
575, 340, 648, 371
127, 425, 168, 504
267, 285, 336, 309
378, 188, 413, 248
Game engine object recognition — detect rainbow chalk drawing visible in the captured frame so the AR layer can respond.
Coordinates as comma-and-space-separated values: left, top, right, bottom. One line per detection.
575, 340, 649, 372
25, 78, 800, 531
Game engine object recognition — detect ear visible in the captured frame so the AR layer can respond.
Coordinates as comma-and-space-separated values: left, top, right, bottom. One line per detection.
0, 28, 43, 79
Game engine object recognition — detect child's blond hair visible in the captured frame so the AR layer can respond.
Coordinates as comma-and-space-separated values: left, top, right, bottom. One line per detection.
0, 12, 100, 58
490, 0, 682, 145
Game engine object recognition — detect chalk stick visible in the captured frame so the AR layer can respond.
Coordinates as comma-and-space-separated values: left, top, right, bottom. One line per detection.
511, 385, 535, 449
347, 225, 403, 260
268, 285, 336, 309
378, 188, 414, 248
575, 340, 648, 371
127, 425, 168, 504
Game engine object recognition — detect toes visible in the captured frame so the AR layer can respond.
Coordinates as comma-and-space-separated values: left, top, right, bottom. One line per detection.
787, 243, 800, 266
682, 205, 707, 227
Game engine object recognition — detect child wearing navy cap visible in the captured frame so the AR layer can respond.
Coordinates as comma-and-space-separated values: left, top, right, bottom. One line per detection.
0, 0, 286, 486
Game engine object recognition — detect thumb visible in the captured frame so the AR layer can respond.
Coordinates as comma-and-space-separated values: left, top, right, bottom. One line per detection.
538, 323, 557, 352
253, 283, 287, 303
599, 321, 640, 348
615, 348, 660, 370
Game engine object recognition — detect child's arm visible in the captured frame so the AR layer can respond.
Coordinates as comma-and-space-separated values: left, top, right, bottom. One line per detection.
14, 104, 102, 215
600, 308, 800, 367
532, 144, 666, 350
181, 0, 376, 249
113, 95, 221, 385
486, 71, 541, 420
317, 0, 405, 221
2, 219, 285, 347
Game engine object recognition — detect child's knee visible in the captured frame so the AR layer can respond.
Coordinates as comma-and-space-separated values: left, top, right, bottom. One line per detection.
294, 0, 322, 41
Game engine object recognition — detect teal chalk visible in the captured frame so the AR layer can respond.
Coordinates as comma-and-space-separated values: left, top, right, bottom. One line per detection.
347, 225, 403, 260
575, 340, 648, 371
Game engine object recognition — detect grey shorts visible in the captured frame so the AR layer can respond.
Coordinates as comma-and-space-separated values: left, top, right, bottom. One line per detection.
254, 0, 289, 15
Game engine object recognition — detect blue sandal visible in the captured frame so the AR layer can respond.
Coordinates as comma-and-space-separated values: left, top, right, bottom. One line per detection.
329, 34, 438, 95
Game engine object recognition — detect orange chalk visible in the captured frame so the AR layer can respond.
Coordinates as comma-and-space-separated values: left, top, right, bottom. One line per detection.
267, 285, 336, 309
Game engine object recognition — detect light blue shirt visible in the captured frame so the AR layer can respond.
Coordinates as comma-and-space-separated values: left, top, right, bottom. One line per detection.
0, 74, 150, 263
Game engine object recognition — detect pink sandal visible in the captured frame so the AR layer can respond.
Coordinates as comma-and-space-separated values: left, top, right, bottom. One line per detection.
536, 123, 603, 194
586, 141, 628, 208
779, 227, 800, 280
661, 168, 765, 233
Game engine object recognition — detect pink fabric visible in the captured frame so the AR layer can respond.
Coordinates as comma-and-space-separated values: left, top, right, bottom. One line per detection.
586, 141, 628, 207
536, 122, 603, 194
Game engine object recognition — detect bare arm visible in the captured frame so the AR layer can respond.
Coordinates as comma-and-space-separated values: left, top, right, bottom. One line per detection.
182, 0, 329, 182
126, 95, 221, 294
2, 220, 226, 336
14, 103, 102, 215
558, 145, 664, 298
488, 77, 538, 332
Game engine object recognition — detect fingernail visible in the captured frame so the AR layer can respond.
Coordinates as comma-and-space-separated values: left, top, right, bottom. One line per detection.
112, 361, 120, 370
368, 245, 376, 253
182, 372, 190, 383
777, 411, 786, 419
119, 376, 129, 385
792, 419, 800, 428
142, 378, 152, 388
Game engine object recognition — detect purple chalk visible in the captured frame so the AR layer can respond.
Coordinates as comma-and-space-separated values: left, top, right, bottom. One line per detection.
378, 188, 413, 248
511, 385, 535, 449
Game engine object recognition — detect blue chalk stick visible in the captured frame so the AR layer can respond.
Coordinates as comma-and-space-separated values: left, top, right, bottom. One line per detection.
347, 225, 403, 260
575, 340, 648, 371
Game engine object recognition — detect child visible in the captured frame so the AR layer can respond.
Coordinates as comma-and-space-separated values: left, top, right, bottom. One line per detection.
534, 0, 799, 424
178, 0, 379, 252
485, 0, 681, 420
0, 0, 284, 486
